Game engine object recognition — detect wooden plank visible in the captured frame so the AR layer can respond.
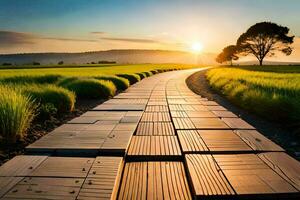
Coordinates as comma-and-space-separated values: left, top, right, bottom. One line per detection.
118, 161, 192, 200
0, 156, 47, 177
185, 111, 217, 118
92, 104, 146, 111
222, 118, 255, 129
212, 110, 238, 118
29, 157, 94, 178
258, 152, 300, 191
0, 177, 23, 198
141, 112, 171, 122
170, 111, 188, 118
190, 118, 230, 129
69, 111, 131, 123
26, 130, 111, 155
206, 105, 227, 111
177, 130, 209, 153
173, 118, 195, 129
103, 98, 148, 104
185, 154, 235, 197
200, 101, 219, 106
214, 154, 298, 195
100, 131, 134, 155
146, 101, 168, 106
136, 122, 175, 135
118, 162, 147, 199
77, 157, 124, 200
145, 105, 169, 112
127, 136, 181, 160
2, 177, 83, 199
236, 130, 284, 151
198, 130, 253, 152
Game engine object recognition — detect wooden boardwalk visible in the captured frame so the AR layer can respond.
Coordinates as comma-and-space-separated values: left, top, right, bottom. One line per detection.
0, 68, 300, 199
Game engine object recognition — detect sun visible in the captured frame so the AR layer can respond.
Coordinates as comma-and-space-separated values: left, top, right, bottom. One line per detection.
191, 42, 203, 53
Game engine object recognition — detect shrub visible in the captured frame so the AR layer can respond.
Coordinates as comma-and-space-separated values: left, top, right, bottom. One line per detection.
94, 76, 129, 91
37, 103, 58, 121
58, 61, 64, 65
0, 74, 62, 84
116, 74, 140, 85
21, 84, 75, 113
150, 70, 158, 74
60, 78, 116, 99
135, 73, 146, 80
0, 86, 37, 143
142, 71, 152, 77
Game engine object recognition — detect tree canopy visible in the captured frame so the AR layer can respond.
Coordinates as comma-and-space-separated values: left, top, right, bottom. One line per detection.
216, 45, 239, 65
236, 22, 294, 65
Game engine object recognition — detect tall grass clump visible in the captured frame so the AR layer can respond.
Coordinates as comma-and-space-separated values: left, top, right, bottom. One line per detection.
135, 73, 146, 80
0, 85, 37, 143
116, 74, 141, 85
0, 74, 62, 84
59, 77, 116, 99
142, 71, 152, 77
206, 67, 300, 127
21, 84, 75, 113
94, 76, 129, 91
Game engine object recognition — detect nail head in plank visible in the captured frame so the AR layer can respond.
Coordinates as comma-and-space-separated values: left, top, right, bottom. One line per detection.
0, 155, 48, 177
29, 157, 94, 178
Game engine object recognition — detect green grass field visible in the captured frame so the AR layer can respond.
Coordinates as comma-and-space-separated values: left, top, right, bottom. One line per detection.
0, 63, 199, 143
206, 65, 300, 130
0, 63, 196, 77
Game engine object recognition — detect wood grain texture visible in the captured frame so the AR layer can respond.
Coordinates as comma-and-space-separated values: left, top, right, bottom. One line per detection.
177, 130, 209, 153
185, 154, 235, 197
127, 136, 181, 159
236, 130, 284, 152
198, 130, 253, 152
77, 157, 124, 200
118, 161, 192, 200
29, 157, 94, 178
136, 122, 175, 135
2, 177, 83, 199
0, 156, 47, 177
214, 154, 298, 195
221, 118, 255, 129
190, 118, 230, 129
258, 152, 300, 191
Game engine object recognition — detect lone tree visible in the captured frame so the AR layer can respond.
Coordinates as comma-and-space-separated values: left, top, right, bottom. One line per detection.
216, 45, 239, 66
237, 22, 294, 66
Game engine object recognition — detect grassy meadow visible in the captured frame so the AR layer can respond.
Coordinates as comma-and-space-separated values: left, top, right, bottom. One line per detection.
0, 63, 198, 143
206, 65, 300, 130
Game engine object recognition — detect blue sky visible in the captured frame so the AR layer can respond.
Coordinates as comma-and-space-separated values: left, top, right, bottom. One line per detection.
0, 0, 300, 60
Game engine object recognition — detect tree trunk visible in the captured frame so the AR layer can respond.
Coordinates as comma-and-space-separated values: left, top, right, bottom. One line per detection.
259, 59, 263, 66
230, 59, 233, 66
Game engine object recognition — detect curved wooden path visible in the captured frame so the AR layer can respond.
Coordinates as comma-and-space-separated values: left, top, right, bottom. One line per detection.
0, 68, 300, 199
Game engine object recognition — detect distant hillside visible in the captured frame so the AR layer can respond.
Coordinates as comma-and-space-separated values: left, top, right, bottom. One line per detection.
0, 49, 217, 65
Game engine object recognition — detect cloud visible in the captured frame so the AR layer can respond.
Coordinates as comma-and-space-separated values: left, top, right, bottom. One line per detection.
0, 31, 36, 47
0, 30, 98, 48
101, 37, 159, 43
90, 31, 106, 35
42, 37, 98, 42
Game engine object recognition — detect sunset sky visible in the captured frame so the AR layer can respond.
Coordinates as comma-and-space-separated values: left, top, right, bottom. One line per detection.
1, 0, 300, 61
